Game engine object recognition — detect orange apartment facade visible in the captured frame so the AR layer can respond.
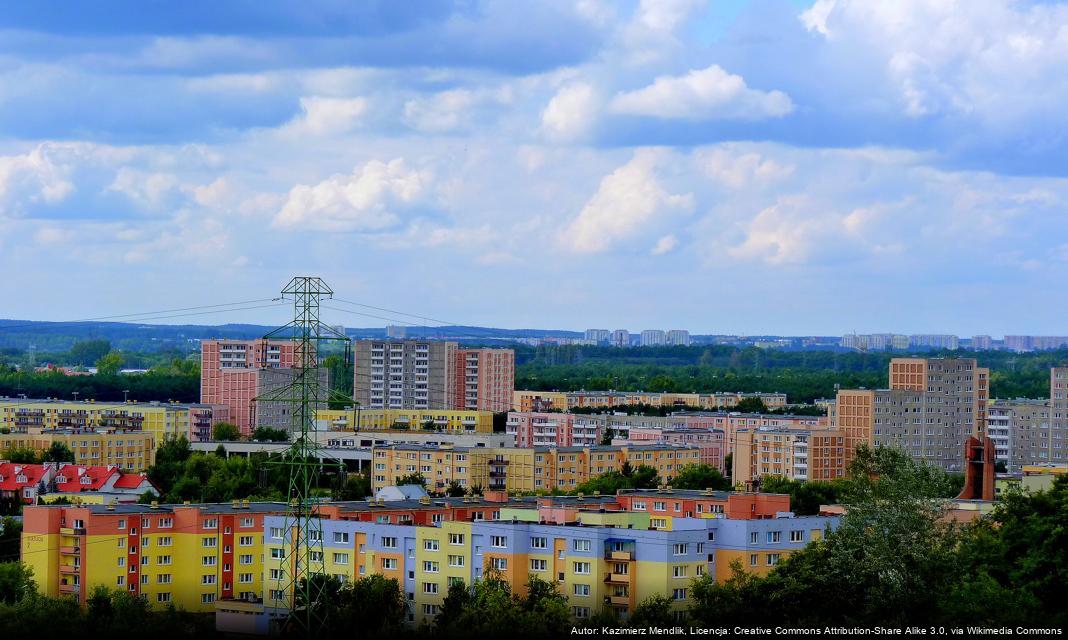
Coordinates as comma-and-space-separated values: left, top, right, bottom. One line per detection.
200, 340, 299, 436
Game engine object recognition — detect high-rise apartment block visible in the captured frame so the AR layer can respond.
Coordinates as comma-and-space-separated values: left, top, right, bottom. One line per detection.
610, 330, 631, 348
451, 348, 515, 412
200, 340, 301, 436
971, 335, 993, 351
987, 398, 1054, 471
1005, 336, 1068, 352
666, 330, 691, 346
584, 329, 610, 344
353, 340, 514, 412
639, 330, 666, 347
835, 357, 988, 471
909, 334, 960, 350
1043, 368, 1068, 465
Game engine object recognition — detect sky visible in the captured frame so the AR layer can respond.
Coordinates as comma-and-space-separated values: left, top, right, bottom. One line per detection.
2, 0, 1068, 336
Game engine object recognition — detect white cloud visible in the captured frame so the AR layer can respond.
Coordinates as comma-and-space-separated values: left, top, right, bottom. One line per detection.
278, 96, 368, 137
799, 0, 1068, 129
0, 144, 75, 215
695, 146, 795, 189
273, 158, 431, 232
619, 0, 708, 64
561, 150, 693, 254
107, 168, 179, 209
651, 234, 678, 256
541, 83, 599, 142
404, 90, 476, 133
611, 65, 794, 120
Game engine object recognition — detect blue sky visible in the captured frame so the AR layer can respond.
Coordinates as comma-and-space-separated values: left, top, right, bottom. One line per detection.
2, 0, 1068, 336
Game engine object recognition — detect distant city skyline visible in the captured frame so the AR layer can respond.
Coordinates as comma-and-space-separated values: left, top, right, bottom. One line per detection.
3, 2, 1068, 334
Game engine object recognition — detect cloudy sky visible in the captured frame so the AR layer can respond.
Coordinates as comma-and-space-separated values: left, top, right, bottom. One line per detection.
2, 0, 1068, 336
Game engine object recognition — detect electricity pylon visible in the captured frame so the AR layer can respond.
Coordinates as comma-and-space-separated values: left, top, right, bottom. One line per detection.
254, 276, 351, 636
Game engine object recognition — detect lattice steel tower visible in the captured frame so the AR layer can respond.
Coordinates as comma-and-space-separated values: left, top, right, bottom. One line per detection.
256, 276, 351, 635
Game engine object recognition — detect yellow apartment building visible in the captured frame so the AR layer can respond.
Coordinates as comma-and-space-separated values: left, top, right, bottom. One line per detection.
316, 408, 493, 434
0, 429, 156, 471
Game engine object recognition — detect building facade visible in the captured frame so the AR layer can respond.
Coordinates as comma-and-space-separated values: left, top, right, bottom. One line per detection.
0, 429, 157, 471
0, 398, 217, 443
316, 408, 494, 434
450, 348, 515, 412
200, 340, 300, 436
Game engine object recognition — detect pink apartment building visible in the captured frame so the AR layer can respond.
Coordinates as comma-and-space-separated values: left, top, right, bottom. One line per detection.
200, 339, 298, 436
621, 426, 726, 471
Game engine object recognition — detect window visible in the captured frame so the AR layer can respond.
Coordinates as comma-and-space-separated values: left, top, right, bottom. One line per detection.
203, 537, 217, 548
309, 530, 322, 543
141, 574, 149, 585
157, 574, 172, 584
270, 569, 285, 581
382, 558, 397, 570
239, 573, 254, 584
241, 517, 254, 528
490, 557, 508, 570
270, 527, 284, 539
696, 543, 705, 554
572, 539, 591, 552
310, 551, 323, 562
424, 539, 439, 551
333, 553, 349, 565
382, 537, 398, 549
202, 593, 216, 604
423, 582, 439, 594
530, 536, 546, 550
117, 557, 125, 567
490, 536, 507, 548
158, 536, 172, 547
423, 604, 439, 616
654, 501, 666, 511
673, 565, 688, 578
239, 535, 254, 546
271, 548, 286, 559
202, 575, 217, 585
157, 593, 172, 604
117, 538, 125, 548
632, 501, 646, 511
767, 531, 782, 544
239, 554, 253, 565
423, 561, 439, 573
651, 518, 667, 528
530, 559, 547, 572
749, 532, 759, 544
767, 554, 781, 566
449, 533, 464, 545
142, 555, 149, 566
749, 554, 758, 567
672, 588, 687, 601
790, 530, 804, 542
116, 575, 125, 586
270, 590, 285, 601
203, 556, 217, 566
117, 519, 126, 530
448, 555, 465, 568
573, 562, 590, 575
203, 519, 218, 529
157, 555, 172, 565
573, 607, 591, 618
334, 531, 350, 544
672, 543, 688, 556
573, 584, 590, 596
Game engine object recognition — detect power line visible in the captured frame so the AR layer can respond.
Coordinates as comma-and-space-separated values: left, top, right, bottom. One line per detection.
0, 298, 284, 333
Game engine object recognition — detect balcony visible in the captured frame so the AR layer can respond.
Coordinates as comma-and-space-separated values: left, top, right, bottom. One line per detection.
59, 528, 86, 536
59, 546, 80, 555
59, 582, 79, 594
606, 551, 633, 561
59, 565, 79, 575
488, 471, 507, 478
606, 595, 630, 607
604, 572, 631, 584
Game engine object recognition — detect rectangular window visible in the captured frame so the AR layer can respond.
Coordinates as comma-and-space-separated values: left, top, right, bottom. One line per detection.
448, 555, 465, 568
157, 555, 172, 565
203, 556, 217, 566
767, 531, 782, 544
239, 535, 254, 546
673, 565, 687, 578
334, 531, 350, 544
423, 582, 439, 594
423, 561, 439, 573
573, 562, 590, 575
491, 535, 507, 548
202, 574, 217, 585
157, 574, 172, 584
270, 527, 284, 539
530, 537, 547, 549
790, 530, 804, 542
768, 554, 781, 566
334, 553, 349, 565
157, 593, 171, 604
202, 593, 216, 604
382, 537, 398, 549
573, 584, 590, 596
239, 554, 253, 565
572, 539, 591, 552
382, 558, 397, 570
449, 533, 464, 545
530, 559, 547, 572
424, 539, 439, 551
271, 548, 286, 559
673, 543, 688, 556
490, 557, 508, 570
158, 536, 172, 547
749, 554, 758, 567
203, 537, 217, 548
673, 588, 687, 601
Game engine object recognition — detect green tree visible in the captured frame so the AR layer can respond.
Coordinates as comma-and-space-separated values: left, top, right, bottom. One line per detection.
435, 571, 570, 637
69, 340, 111, 367
251, 427, 290, 442
444, 480, 467, 497
733, 397, 770, 413
0, 562, 34, 604
94, 351, 125, 376
41, 441, 74, 463
671, 464, 731, 491
629, 594, 677, 627
422, 419, 437, 431
395, 472, 426, 488
334, 473, 372, 501
0, 446, 38, 464
212, 422, 242, 441
0, 518, 23, 562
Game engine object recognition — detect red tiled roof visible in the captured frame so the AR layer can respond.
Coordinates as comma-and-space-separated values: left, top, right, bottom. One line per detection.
0, 462, 48, 491
113, 473, 150, 489
53, 465, 118, 492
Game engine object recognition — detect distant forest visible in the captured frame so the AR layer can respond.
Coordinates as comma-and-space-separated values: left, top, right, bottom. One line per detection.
1, 340, 1065, 405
